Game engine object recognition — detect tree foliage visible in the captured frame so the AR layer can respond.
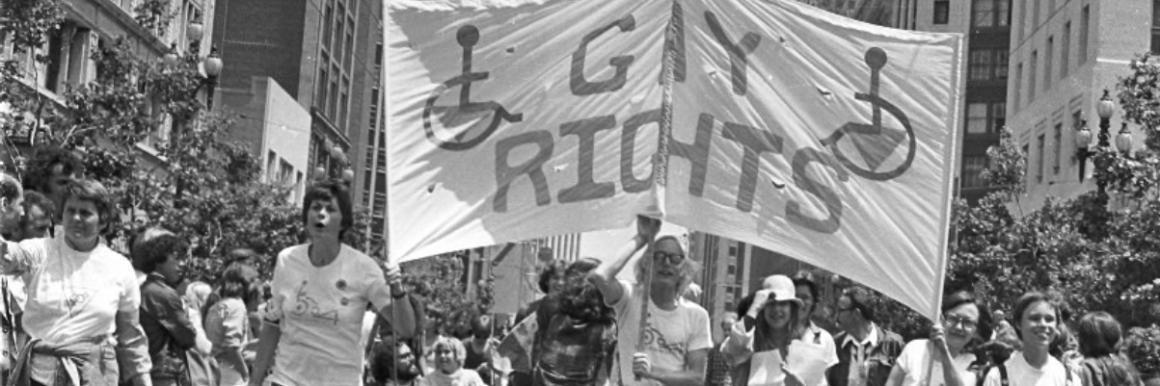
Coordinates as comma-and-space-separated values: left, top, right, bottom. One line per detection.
938, 53, 1160, 329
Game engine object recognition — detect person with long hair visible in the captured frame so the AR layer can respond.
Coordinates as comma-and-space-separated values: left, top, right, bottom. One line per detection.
721, 275, 809, 386
206, 263, 260, 386
981, 292, 1072, 386
1074, 312, 1142, 386
0, 179, 152, 385
588, 216, 710, 386
249, 180, 415, 386
887, 291, 993, 386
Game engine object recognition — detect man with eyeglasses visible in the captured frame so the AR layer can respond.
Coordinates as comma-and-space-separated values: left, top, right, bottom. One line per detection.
826, 286, 904, 386
371, 339, 423, 386
588, 216, 711, 386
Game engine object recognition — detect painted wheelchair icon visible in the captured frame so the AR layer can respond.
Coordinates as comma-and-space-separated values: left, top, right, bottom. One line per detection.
821, 47, 917, 181
422, 25, 523, 151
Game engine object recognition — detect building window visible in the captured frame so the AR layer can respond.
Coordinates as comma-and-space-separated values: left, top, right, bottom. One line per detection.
1062, 22, 1071, 78
316, 64, 329, 110
972, 0, 1010, 28
934, 0, 950, 24
973, 0, 996, 27
1018, 0, 1027, 40
369, 87, 380, 128
967, 102, 1005, 134
1072, 110, 1085, 160
1022, 144, 1031, 186
1033, 0, 1041, 28
969, 50, 993, 81
962, 155, 988, 188
1153, 0, 1160, 53
1045, 36, 1054, 91
1029, 50, 1038, 102
375, 42, 383, 66
1080, 5, 1090, 64
993, 102, 1006, 130
266, 151, 278, 181
1053, 123, 1063, 174
727, 265, 736, 275
967, 103, 989, 134
969, 48, 1009, 81
1014, 63, 1023, 110
728, 245, 737, 257
1036, 134, 1045, 183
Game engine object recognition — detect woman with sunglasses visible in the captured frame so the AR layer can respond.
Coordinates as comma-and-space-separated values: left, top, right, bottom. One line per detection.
588, 216, 711, 386
887, 291, 993, 386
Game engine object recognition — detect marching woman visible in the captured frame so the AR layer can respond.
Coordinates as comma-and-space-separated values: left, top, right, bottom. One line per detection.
982, 292, 1074, 386
722, 275, 824, 386
0, 179, 152, 385
250, 180, 415, 386
887, 291, 993, 386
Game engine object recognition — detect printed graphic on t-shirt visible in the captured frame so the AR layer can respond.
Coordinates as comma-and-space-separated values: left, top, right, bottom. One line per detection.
291, 280, 339, 324
641, 321, 687, 359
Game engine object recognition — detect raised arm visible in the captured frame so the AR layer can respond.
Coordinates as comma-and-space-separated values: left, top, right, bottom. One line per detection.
587, 215, 659, 305
374, 261, 417, 338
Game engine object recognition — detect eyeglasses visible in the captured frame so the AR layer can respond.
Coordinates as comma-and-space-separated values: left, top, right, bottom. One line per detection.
945, 314, 978, 329
652, 251, 685, 265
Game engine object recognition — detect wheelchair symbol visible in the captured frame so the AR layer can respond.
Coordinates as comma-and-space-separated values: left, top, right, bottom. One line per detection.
422, 25, 523, 151
821, 48, 916, 181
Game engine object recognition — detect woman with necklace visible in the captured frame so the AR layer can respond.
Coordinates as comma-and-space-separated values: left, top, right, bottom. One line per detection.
250, 180, 415, 386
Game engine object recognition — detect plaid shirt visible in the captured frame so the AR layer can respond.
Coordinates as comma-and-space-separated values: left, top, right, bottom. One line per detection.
705, 342, 732, 386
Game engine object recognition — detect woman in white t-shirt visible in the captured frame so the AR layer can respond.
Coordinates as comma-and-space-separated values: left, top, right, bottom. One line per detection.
888, 291, 993, 386
250, 180, 416, 386
981, 292, 1074, 386
418, 336, 486, 386
723, 275, 831, 386
0, 179, 152, 386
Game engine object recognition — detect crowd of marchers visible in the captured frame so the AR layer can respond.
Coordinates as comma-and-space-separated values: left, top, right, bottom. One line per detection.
0, 147, 1155, 386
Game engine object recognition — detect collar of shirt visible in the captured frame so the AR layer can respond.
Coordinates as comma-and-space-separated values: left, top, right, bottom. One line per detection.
842, 323, 879, 350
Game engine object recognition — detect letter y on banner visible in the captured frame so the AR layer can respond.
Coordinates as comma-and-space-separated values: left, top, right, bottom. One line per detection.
665, 0, 963, 318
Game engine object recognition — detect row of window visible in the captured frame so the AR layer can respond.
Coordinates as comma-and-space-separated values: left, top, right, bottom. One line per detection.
315, 0, 359, 133
1012, 5, 1090, 112
1031, 110, 1083, 185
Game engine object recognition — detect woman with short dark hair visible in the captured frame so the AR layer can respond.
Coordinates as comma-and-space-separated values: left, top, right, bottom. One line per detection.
250, 180, 415, 386
0, 179, 152, 385
887, 291, 993, 386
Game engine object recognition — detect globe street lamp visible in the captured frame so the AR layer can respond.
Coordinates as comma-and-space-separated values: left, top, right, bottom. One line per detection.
1094, 90, 1115, 199
202, 46, 223, 110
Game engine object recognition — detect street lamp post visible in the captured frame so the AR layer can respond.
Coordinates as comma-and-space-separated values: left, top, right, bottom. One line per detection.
1095, 90, 1116, 199
202, 46, 223, 110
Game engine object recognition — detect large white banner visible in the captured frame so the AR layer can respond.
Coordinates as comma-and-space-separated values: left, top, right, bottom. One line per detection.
386, 0, 962, 318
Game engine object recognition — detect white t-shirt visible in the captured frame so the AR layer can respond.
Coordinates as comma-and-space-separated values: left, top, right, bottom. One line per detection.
801, 322, 841, 371
894, 339, 977, 386
417, 369, 486, 386
983, 352, 1070, 386
1, 235, 141, 381
612, 280, 712, 386
264, 244, 393, 386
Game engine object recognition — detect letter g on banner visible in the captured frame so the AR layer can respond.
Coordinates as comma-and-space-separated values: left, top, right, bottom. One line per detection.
571, 15, 636, 95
